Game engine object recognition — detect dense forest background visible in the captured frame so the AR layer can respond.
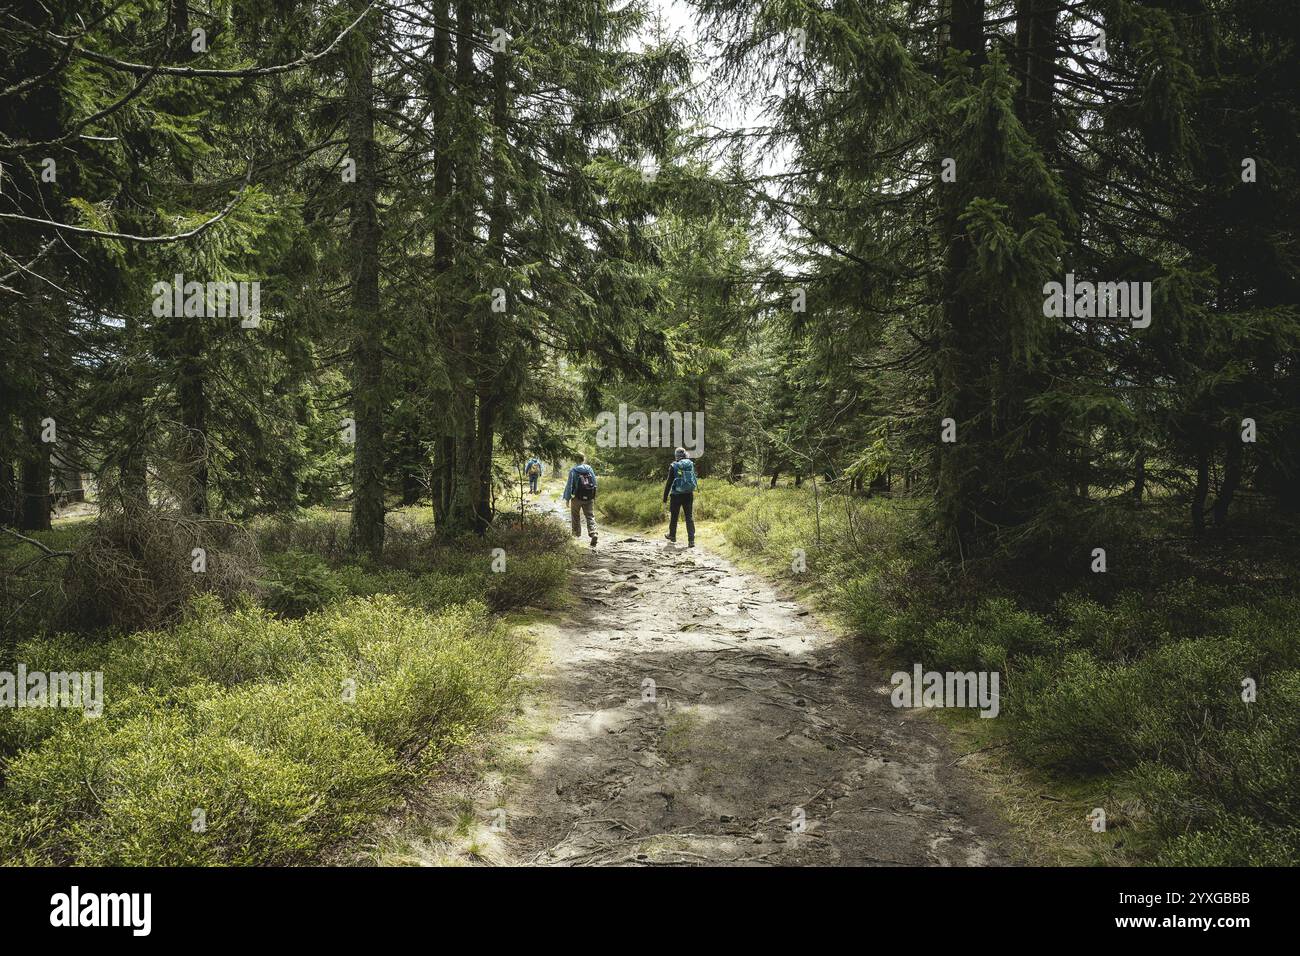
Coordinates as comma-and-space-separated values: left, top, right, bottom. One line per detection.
1, 0, 1298, 866
5, 0, 1297, 554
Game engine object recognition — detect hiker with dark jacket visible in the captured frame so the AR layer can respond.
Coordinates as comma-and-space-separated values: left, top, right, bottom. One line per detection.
562, 454, 598, 547
525, 456, 543, 494
662, 447, 697, 547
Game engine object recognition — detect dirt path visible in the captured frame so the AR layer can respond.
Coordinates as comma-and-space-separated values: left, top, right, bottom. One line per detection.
496, 492, 1012, 866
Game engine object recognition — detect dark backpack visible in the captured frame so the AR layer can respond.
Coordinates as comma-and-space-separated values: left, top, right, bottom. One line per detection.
671, 459, 698, 494
574, 469, 596, 500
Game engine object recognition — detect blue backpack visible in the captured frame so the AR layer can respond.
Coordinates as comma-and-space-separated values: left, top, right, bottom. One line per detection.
671, 458, 698, 494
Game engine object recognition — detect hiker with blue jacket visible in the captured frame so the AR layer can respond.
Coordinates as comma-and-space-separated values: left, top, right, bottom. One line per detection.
562, 454, 598, 547
525, 456, 543, 494
662, 447, 697, 547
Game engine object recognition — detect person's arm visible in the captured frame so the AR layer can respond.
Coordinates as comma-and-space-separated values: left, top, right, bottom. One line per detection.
663, 464, 675, 502
562, 468, 573, 501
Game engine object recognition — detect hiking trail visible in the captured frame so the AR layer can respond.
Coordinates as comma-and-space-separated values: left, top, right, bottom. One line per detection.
491, 490, 1011, 866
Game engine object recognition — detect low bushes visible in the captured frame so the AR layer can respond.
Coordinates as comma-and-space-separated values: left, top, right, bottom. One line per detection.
0, 596, 523, 865
0, 504, 576, 866
595, 477, 762, 528
262, 551, 350, 617
263, 549, 570, 618
255, 509, 573, 615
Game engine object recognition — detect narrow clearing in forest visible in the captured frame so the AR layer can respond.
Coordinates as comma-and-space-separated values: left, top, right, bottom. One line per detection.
493, 491, 1012, 866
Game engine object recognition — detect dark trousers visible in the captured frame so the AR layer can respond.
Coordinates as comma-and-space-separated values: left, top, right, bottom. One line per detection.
529, 474, 539, 493
668, 492, 695, 543
570, 497, 595, 536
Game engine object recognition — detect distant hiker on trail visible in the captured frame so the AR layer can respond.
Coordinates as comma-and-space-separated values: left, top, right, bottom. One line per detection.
525, 456, 543, 494
562, 454, 598, 547
662, 447, 697, 547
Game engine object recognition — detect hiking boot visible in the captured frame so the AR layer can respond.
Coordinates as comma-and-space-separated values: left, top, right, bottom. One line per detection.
664, 533, 676, 543
590, 533, 598, 547
687, 541, 695, 548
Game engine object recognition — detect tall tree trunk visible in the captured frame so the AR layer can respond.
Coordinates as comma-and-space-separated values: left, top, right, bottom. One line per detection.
429, 3, 454, 531
695, 380, 707, 477
1212, 431, 1243, 526
6, 34, 60, 532
472, 392, 497, 533
471, 0, 511, 534
170, 0, 191, 56
1192, 446, 1210, 537
393, 423, 423, 506
168, 4, 209, 516
433, 436, 454, 528
105, 310, 150, 508
440, 0, 481, 536
18, 410, 51, 531
1076, 441, 1090, 500
178, 347, 208, 515
345, 1, 385, 556
1014, 0, 1067, 520
1014, 0, 1056, 134
934, 0, 986, 560
0, 458, 17, 527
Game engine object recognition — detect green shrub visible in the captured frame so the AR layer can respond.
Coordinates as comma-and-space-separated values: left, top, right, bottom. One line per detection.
262, 551, 350, 617
1, 505, 571, 866
258, 513, 574, 617
0, 596, 525, 865
1012, 637, 1296, 789
1057, 593, 1161, 662
320, 598, 524, 764
1154, 815, 1300, 866
483, 554, 570, 611
595, 485, 663, 527
329, 553, 568, 615
485, 514, 574, 557
1218, 597, 1300, 672
596, 478, 762, 528
1130, 668, 1300, 855
829, 568, 900, 641
890, 598, 1061, 675
1, 701, 398, 866
0, 704, 83, 764
1011, 651, 1144, 773
253, 510, 349, 564
1122, 638, 1258, 761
